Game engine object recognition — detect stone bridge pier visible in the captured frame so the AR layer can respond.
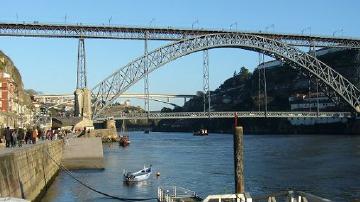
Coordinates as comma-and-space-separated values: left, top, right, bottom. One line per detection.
74, 88, 92, 119
73, 88, 94, 130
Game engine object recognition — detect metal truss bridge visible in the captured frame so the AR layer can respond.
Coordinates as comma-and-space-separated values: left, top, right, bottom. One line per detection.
94, 111, 352, 121
91, 32, 360, 117
33, 93, 194, 108
2, 22, 360, 119
1, 22, 360, 48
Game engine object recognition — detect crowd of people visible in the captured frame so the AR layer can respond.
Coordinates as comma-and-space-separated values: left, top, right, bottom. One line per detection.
0, 127, 70, 148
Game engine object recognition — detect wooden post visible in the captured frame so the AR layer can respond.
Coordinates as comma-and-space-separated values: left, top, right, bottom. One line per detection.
234, 126, 244, 193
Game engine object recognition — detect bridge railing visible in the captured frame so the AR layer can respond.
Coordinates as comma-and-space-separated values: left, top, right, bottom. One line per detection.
158, 186, 199, 202
1, 22, 360, 48
251, 190, 332, 202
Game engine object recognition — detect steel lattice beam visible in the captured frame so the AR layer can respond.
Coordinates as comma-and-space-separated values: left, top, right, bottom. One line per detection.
94, 111, 352, 121
91, 33, 360, 118
144, 32, 150, 118
0, 22, 360, 48
77, 38, 87, 88
203, 50, 210, 114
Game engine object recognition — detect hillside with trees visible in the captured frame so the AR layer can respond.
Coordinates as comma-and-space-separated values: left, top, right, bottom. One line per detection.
153, 48, 360, 134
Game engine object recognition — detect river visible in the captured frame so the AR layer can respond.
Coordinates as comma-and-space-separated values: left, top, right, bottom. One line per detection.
41, 132, 360, 201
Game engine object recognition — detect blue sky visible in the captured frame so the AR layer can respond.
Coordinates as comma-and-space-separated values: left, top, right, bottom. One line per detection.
0, 0, 359, 109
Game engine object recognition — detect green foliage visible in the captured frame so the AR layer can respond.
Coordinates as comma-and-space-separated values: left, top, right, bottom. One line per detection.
161, 107, 172, 112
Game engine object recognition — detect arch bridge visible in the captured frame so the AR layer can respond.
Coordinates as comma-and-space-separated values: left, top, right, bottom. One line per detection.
91, 32, 360, 118
2, 22, 359, 120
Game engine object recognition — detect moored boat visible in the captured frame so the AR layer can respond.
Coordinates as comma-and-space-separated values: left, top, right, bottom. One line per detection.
193, 129, 208, 136
123, 165, 152, 182
119, 135, 131, 146
119, 120, 130, 146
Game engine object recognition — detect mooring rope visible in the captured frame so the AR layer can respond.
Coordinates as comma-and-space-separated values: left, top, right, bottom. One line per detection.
44, 150, 157, 201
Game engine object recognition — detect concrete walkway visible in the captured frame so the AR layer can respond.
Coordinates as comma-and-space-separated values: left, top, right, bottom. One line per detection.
0, 139, 61, 156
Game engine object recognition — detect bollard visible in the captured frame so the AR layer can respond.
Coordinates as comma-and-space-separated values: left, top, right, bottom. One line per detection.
234, 126, 244, 193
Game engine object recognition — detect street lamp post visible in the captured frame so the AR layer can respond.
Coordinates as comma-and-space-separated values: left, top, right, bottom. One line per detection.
333, 28, 344, 37
265, 24, 275, 32
149, 18, 156, 27
108, 16, 112, 26
230, 22, 238, 30
192, 19, 199, 29
301, 26, 312, 35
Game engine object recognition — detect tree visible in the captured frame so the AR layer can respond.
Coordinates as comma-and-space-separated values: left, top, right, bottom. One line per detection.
238, 66, 251, 81
161, 107, 172, 112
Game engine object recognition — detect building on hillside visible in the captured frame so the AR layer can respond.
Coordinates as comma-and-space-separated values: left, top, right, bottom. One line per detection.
0, 71, 33, 128
254, 48, 354, 126
287, 92, 347, 126
0, 72, 15, 112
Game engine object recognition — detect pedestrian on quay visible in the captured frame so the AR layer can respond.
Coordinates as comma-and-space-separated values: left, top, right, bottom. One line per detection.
51, 130, 56, 140
18, 128, 25, 147
5, 127, 11, 148
39, 129, 44, 141
53, 130, 58, 140
32, 127, 38, 144
45, 129, 50, 140
25, 128, 31, 144
11, 129, 18, 147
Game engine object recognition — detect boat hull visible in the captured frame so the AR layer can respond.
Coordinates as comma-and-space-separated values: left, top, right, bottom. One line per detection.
119, 136, 130, 147
123, 166, 152, 182
124, 172, 151, 182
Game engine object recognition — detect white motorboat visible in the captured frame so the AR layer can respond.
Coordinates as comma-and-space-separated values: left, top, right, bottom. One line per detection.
123, 165, 152, 182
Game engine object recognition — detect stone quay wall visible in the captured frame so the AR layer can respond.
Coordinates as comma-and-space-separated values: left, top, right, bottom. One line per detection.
0, 140, 63, 201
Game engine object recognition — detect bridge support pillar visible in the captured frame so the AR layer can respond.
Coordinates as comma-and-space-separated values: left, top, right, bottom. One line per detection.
74, 88, 92, 119
105, 119, 116, 130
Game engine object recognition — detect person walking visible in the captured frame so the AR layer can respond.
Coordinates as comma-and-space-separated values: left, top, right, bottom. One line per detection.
11, 129, 18, 147
32, 128, 38, 144
18, 129, 24, 147
25, 129, 31, 144
4, 127, 11, 148
53, 130, 58, 140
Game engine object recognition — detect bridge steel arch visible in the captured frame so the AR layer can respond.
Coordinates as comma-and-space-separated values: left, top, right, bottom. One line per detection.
91, 33, 360, 117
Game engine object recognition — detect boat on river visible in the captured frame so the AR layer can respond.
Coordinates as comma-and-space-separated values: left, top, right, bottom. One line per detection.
119, 120, 131, 147
193, 129, 208, 136
119, 135, 130, 146
123, 165, 152, 182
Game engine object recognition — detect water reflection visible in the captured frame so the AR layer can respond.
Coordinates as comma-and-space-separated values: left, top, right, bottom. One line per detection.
123, 180, 149, 187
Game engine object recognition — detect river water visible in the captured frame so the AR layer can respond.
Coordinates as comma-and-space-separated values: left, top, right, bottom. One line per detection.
42, 132, 360, 201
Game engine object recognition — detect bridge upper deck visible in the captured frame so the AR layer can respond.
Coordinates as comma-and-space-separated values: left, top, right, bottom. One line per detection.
0, 22, 360, 48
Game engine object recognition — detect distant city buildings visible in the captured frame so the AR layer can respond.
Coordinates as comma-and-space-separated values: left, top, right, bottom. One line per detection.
287, 92, 347, 125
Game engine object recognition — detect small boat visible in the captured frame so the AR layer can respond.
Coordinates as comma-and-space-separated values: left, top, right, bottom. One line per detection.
144, 129, 150, 134
124, 165, 152, 182
119, 135, 131, 146
119, 120, 130, 147
193, 129, 208, 136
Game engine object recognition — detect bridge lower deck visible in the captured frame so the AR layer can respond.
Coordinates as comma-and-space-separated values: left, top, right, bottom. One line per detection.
95, 111, 352, 121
